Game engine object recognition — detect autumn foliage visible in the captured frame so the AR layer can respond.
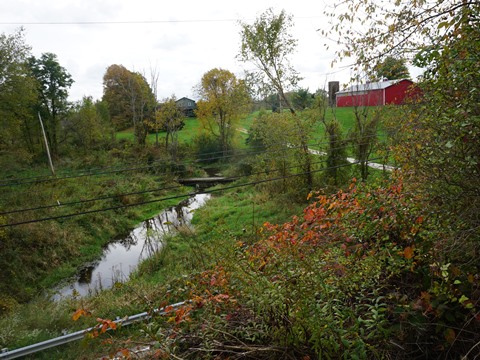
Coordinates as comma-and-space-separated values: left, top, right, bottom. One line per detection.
77, 178, 473, 359
75, 178, 479, 358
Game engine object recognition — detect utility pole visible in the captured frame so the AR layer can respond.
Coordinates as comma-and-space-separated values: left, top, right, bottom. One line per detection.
38, 112, 55, 176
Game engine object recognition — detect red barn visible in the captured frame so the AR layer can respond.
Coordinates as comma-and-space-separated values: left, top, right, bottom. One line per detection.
336, 79, 415, 107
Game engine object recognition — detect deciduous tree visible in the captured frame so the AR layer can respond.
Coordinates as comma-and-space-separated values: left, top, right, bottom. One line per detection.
239, 9, 316, 188
102, 64, 156, 145
0, 28, 38, 158
195, 68, 250, 157
238, 8, 301, 114
373, 56, 410, 80
323, 0, 476, 73
65, 96, 113, 151
156, 96, 184, 159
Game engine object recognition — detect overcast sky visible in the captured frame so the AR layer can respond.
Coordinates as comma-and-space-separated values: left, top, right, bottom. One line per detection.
1, 1, 388, 102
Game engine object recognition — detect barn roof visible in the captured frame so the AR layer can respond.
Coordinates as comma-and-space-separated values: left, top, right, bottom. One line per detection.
336, 79, 411, 95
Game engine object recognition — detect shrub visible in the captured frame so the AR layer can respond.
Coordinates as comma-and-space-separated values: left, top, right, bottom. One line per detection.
147, 178, 479, 358
192, 133, 224, 164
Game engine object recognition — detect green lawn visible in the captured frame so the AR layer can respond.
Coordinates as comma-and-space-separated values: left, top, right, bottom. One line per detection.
116, 106, 395, 155
146, 117, 203, 146
116, 117, 203, 146
115, 129, 135, 142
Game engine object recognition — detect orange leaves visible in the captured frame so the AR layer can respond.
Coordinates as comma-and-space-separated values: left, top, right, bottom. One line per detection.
97, 318, 117, 333
164, 303, 193, 325
164, 305, 175, 313
303, 206, 326, 224
174, 306, 191, 325
118, 348, 131, 358
254, 179, 425, 262
83, 317, 119, 340
403, 246, 415, 259
72, 308, 90, 321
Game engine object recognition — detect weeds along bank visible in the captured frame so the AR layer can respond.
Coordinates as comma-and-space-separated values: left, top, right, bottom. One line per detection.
0, 173, 310, 357
0, 146, 198, 310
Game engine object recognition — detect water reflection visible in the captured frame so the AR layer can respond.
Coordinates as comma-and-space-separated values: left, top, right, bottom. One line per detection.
52, 193, 210, 300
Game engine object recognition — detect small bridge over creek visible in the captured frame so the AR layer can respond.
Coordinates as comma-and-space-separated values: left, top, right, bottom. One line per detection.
178, 177, 235, 188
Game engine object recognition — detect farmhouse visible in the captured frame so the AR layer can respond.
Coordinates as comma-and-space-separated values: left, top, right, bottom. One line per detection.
335, 79, 415, 107
176, 97, 197, 117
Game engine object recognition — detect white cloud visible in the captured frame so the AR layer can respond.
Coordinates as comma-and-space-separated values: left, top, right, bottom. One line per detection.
0, 0, 357, 102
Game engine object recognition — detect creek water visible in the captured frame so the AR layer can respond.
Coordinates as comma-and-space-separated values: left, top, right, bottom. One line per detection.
52, 193, 210, 301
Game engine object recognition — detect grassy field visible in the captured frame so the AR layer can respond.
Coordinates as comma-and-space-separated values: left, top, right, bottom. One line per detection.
116, 106, 391, 151
116, 117, 203, 146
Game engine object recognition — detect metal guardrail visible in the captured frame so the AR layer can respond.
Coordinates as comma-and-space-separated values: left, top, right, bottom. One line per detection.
0, 301, 186, 359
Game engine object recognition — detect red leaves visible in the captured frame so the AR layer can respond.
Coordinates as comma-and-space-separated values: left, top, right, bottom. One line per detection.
247, 178, 428, 268
304, 206, 325, 223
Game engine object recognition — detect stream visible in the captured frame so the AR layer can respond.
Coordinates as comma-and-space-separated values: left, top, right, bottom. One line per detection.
52, 193, 210, 301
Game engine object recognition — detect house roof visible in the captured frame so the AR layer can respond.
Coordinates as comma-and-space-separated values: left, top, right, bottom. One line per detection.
176, 97, 196, 103
336, 79, 411, 95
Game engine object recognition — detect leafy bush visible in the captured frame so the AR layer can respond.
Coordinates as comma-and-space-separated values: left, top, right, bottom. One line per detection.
192, 132, 224, 164
136, 178, 480, 359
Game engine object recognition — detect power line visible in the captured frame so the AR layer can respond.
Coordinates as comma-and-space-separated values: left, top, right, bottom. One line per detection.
0, 15, 326, 26
0, 120, 397, 186
0, 142, 268, 186
0, 130, 392, 187
0, 156, 335, 216
0, 19, 239, 26
0, 183, 179, 216
0, 136, 393, 216
0, 157, 384, 228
